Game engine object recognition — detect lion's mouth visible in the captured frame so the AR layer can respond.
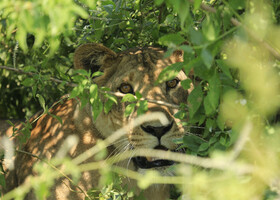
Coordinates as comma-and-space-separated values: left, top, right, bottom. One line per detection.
132, 146, 175, 169
132, 156, 174, 169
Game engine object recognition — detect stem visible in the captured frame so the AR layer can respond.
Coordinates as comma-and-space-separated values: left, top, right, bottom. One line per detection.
229, 120, 252, 161
221, 0, 243, 22
192, 26, 238, 50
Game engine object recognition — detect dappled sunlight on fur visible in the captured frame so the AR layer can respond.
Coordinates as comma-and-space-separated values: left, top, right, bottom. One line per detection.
1, 43, 193, 200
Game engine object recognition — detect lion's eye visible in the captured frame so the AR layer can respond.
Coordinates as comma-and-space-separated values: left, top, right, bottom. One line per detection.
119, 83, 134, 94
166, 79, 179, 89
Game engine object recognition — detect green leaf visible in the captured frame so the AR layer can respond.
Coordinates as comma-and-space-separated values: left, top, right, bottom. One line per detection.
189, 27, 204, 45
229, 0, 245, 10
19, 125, 31, 144
202, 14, 218, 41
176, 1, 190, 30
106, 94, 118, 105
33, 26, 46, 48
209, 135, 219, 145
16, 27, 28, 52
72, 4, 89, 19
48, 113, 63, 125
155, 0, 164, 5
137, 100, 148, 116
121, 94, 136, 103
74, 69, 91, 76
219, 134, 230, 146
157, 62, 184, 83
125, 103, 136, 117
180, 45, 194, 54
158, 33, 185, 46
36, 94, 46, 112
216, 60, 233, 79
69, 86, 80, 99
198, 142, 209, 152
204, 95, 215, 116
135, 91, 142, 100
201, 48, 213, 69
174, 110, 187, 120
206, 118, 215, 132
188, 85, 203, 118
181, 79, 192, 90
89, 84, 98, 100
198, 114, 206, 125
92, 98, 103, 121
203, 73, 221, 116
72, 75, 85, 83
192, 58, 211, 80
104, 98, 116, 114
217, 114, 225, 131
92, 71, 104, 78
23, 66, 37, 73
82, 0, 96, 10
32, 85, 38, 98
194, 0, 202, 10
22, 78, 35, 87
183, 134, 205, 153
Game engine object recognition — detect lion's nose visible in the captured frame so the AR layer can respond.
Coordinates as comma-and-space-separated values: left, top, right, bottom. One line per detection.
140, 122, 173, 140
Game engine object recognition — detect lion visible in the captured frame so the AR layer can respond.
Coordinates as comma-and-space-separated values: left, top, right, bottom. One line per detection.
1, 43, 193, 200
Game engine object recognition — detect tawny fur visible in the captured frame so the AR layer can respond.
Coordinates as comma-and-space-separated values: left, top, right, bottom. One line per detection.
1, 43, 193, 200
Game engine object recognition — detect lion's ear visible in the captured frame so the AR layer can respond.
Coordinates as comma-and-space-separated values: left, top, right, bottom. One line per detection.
74, 43, 117, 73
172, 49, 200, 84
172, 49, 184, 62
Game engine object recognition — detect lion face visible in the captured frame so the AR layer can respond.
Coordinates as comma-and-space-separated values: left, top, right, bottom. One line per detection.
74, 44, 193, 170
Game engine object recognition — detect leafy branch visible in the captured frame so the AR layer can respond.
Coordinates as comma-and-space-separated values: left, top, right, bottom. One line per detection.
0, 65, 183, 110
189, 0, 280, 60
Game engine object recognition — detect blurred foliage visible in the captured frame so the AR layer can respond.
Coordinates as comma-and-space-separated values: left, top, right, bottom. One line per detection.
0, 0, 280, 199
87, 172, 141, 200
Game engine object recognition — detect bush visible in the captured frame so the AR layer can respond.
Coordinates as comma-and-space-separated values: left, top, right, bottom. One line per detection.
1, 0, 280, 199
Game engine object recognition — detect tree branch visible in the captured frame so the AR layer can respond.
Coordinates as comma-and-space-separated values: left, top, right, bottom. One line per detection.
0, 65, 77, 87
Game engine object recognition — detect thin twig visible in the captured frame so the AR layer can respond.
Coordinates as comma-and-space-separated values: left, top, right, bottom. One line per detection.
15, 149, 92, 200
0, 65, 76, 87
13, 42, 19, 68
229, 120, 252, 161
